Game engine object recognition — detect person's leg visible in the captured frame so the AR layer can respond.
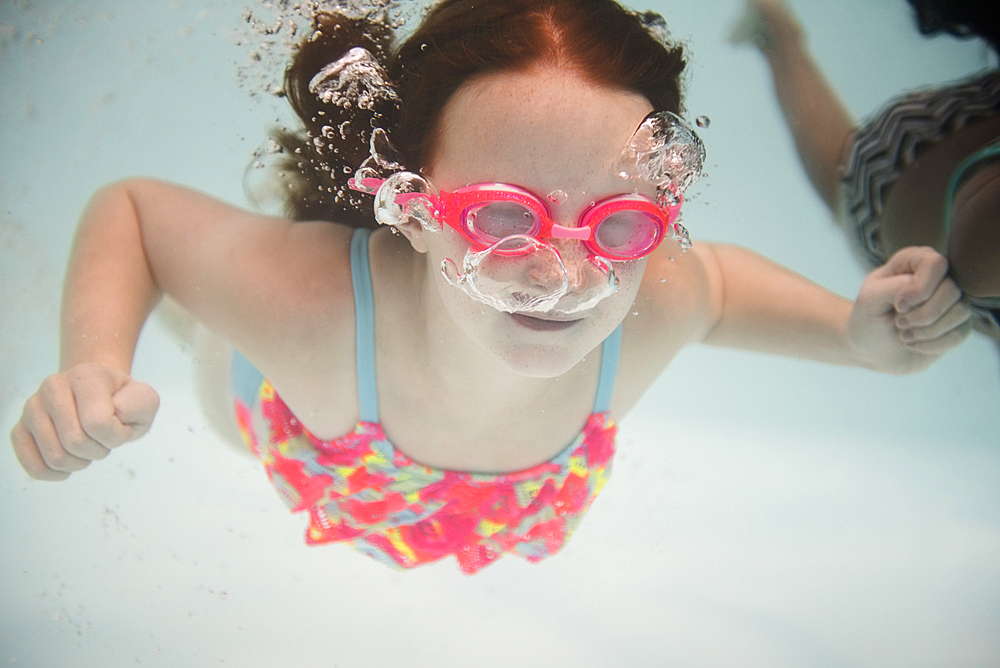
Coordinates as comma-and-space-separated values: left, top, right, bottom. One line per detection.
731, 0, 855, 213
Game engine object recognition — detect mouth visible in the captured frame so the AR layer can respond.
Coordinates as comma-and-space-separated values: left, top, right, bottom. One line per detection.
509, 312, 581, 331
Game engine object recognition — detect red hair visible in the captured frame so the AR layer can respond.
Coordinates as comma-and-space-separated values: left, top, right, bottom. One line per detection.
269, 0, 687, 227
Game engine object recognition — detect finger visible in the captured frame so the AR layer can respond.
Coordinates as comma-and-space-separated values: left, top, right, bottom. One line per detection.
901, 300, 972, 343
10, 421, 71, 481
901, 319, 972, 356
895, 278, 966, 329
112, 380, 160, 442
881, 247, 949, 313
854, 271, 915, 318
18, 396, 92, 474
72, 373, 133, 450
39, 375, 113, 461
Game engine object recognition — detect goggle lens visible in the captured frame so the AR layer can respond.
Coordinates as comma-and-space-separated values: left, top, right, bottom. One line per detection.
593, 210, 662, 258
464, 201, 539, 243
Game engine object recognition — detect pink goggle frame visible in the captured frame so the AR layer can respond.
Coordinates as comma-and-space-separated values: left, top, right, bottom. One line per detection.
351, 177, 683, 261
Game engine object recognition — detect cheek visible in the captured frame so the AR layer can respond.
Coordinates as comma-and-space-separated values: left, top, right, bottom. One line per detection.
604, 259, 646, 315
615, 259, 646, 294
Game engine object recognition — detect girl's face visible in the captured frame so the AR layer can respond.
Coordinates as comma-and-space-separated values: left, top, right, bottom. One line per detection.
418, 67, 657, 377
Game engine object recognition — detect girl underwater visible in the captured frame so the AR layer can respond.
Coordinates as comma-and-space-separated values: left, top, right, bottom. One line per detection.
9, 0, 973, 574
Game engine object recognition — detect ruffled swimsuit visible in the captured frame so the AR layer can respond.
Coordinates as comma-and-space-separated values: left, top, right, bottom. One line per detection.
231, 228, 622, 574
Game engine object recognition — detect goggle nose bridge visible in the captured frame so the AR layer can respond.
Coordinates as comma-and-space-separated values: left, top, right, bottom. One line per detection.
548, 224, 592, 241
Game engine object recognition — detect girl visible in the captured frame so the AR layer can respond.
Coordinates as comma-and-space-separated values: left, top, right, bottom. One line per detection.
10, 0, 970, 574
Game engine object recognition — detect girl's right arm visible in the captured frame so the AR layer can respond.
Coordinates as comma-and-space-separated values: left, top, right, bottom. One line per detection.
10, 178, 355, 480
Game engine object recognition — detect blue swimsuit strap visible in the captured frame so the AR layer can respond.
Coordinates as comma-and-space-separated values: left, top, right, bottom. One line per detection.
594, 322, 622, 414
350, 228, 380, 423
349, 227, 622, 422
944, 139, 1000, 235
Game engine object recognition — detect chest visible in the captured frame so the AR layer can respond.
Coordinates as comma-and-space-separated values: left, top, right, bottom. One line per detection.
374, 356, 604, 474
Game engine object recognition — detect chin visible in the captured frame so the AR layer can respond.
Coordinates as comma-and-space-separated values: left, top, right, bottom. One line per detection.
492, 342, 589, 378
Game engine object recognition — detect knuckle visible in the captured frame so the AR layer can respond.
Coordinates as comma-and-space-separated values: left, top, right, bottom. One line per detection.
43, 447, 73, 469
21, 402, 50, 436
78, 404, 111, 434
39, 373, 67, 397
62, 429, 94, 455
10, 422, 32, 453
927, 249, 947, 266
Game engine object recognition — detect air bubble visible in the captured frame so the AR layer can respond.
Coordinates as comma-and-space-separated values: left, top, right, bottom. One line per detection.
308, 47, 399, 109
547, 190, 569, 204
673, 223, 692, 252
616, 111, 706, 196
696, 116, 711, 128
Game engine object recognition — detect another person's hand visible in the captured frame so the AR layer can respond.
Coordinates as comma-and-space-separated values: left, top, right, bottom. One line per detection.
729, 0, 803, 53
10, 363, 160, 480
849, 246, 971, 374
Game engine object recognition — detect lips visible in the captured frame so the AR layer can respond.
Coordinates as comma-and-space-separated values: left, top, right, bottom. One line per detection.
509, 313, 580, 331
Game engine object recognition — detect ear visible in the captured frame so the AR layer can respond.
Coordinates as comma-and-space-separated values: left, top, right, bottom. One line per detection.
393, 217, 430, 253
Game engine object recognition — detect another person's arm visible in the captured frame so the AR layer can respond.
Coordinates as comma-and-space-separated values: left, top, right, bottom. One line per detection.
731, 0, 855, 212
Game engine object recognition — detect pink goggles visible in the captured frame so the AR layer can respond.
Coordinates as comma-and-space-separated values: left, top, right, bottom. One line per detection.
352, 178, 683, 261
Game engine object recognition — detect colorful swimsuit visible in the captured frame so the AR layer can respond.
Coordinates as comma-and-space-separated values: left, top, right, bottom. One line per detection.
840, 69, 1000, 329
231, 228, 622, 574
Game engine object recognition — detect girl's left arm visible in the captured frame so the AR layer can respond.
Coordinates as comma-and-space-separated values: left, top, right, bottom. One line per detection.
693, 243, 972, 374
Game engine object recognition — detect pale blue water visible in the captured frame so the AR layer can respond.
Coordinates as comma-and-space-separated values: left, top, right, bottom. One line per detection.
1, 1, 998, 666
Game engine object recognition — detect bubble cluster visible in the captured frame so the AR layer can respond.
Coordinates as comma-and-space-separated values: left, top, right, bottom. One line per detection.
440, 236, 619, 315
629, 10, 673, 50
353, 127, 407, 187
233, 0, 428, 101
308, 46, 399, 110
617, 111, 706, 196
373, 171, 440, 231
244, 137, 295, 216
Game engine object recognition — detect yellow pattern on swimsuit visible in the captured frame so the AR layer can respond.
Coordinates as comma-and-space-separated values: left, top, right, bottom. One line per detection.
234, 381, 617, 574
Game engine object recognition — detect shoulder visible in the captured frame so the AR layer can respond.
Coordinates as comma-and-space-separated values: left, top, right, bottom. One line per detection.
234, 220, 366, 436
630, 240, 721, 349
610, 240, 720, 416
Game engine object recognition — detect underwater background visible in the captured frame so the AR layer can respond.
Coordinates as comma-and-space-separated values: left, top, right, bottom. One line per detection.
1, 0, 998, 665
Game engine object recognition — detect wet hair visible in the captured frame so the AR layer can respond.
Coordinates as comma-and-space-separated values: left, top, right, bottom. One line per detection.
905, 0, 1000, 53
265, 0, 688, 226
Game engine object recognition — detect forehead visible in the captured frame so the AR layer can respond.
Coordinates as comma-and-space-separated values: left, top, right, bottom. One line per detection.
427, 67, 654, 195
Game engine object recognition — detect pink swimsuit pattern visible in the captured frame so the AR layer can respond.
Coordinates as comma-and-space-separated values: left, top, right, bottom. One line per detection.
231, 228, 621, 574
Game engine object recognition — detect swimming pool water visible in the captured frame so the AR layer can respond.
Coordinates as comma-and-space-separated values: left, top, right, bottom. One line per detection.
2, 1, 998, 665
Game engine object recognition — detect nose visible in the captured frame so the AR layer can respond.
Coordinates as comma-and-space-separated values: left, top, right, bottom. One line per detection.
548, 238, 604, 290
524, 248, 566, 289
